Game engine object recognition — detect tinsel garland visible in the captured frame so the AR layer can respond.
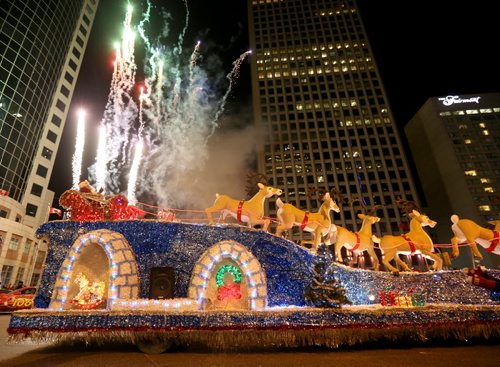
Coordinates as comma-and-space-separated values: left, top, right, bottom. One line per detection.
34, 221, 497, 309
7, 306, 500, 350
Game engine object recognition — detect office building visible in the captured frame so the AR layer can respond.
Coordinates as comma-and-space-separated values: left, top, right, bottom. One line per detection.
247, 0, 419, 245
0, 0, 98, 288
406, 93, 500, 268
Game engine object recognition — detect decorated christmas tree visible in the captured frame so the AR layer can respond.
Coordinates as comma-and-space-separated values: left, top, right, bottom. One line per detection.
304, 245, 351, 308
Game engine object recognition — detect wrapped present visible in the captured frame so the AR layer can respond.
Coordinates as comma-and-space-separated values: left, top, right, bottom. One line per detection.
411, 292, 426, 307
379, 287, 398, 306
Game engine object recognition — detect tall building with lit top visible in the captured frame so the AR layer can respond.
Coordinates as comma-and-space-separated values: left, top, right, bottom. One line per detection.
0, 0, 98, 289
247, 0, 419, 244
405, 93, 500, 268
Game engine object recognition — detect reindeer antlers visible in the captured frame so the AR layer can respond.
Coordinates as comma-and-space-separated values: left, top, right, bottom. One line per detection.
245, 172, 268, 198
330, 187, 347, 206
350, 195, 368, 214
305, 187, 332, 202
367, 205, 382, 216
395, 197, 421, 215
349, 195, 381, 216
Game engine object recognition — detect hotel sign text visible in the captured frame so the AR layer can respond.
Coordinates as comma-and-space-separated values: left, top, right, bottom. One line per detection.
438, 95, 481, 106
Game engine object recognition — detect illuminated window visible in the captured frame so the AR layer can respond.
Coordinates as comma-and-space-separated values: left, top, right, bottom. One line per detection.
479, 205, 491, 211
480, 178, 491, 183
484, 187, 494, 193
466, 110, 479, 114
465, 170, 477, 176
8, 237, 20, 250
317, 176, 324, 183
479, 109, 492, 113
482, 130, 489, 136
464, 139, 472, 144
479, 123, 486, 128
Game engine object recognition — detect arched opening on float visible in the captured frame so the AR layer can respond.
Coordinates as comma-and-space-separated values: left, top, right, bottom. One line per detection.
188, 240, 267, 310
49, 229, 140, 310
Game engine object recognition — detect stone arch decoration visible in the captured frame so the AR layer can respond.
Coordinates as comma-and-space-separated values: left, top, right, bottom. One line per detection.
188, 240, 268, 310
49, 229, 140, 310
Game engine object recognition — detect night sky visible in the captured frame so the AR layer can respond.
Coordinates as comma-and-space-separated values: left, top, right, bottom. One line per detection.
49, 0, 499, 206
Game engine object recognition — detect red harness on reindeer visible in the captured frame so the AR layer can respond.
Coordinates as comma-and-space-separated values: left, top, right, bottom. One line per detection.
237, 201, 245, 223
300, 212, 310, 230
401, 234, 416, 254
351, 232, 362, 251
486, 231, 500, 252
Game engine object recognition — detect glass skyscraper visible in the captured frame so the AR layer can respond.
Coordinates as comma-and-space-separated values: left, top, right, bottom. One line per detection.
247, 0, 419, 244
0, 0, 98, 288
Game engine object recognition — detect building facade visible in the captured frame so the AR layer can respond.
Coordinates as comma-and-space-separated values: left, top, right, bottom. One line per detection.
247, 0, 419, 245
406, 93, 500, 268
0, 0, 98, 289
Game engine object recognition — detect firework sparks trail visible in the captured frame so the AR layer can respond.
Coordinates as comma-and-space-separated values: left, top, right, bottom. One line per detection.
189, 40, 201, 83
137, 0, 152, 51
95, 125, 107, 193
138, 87, 146, 137
72, 110, 86, 189
127, 139, 143, 205
207, 50, 251, 141
156, 58, 164, 117
126, 85, 148, 204
90, 4, 138, 193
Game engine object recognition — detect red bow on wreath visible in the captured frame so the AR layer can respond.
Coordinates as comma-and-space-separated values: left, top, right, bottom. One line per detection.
217, 282, 242, 301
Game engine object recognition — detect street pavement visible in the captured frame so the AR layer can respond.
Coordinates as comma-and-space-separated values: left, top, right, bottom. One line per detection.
1, 314, 499, 367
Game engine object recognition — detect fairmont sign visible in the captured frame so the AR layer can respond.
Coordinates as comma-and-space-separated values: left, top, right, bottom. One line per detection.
438, 95, 481, 106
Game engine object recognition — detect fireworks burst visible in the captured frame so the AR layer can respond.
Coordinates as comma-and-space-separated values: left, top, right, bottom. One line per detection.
88, 1, 250, 208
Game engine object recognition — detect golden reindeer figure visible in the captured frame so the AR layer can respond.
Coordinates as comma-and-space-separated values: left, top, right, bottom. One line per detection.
450, 215, 500, 259
373, 210, 442, 274
205, 183, 282, 231
275, 192, 340, 253
333, 212, 381, 271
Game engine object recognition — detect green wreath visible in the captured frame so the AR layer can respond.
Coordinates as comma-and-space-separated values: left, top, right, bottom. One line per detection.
216, 264, 242, 287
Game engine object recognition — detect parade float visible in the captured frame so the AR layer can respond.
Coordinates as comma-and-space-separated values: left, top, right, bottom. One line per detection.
7, 2, 499, 353
6, 183, 500, 353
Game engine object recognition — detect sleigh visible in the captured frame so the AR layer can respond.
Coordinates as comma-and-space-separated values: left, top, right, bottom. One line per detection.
59, 189, 145, 221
